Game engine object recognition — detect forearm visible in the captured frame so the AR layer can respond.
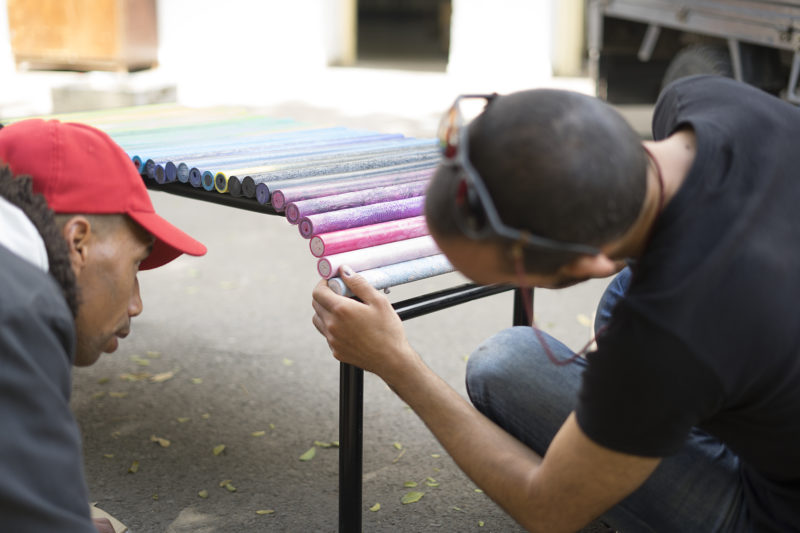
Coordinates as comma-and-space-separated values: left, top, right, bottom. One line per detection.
384, 352, 547, 531
312, 275, 657, 532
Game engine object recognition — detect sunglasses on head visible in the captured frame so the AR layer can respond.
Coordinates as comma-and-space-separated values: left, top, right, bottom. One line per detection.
438, 94, 603, 366
437, 93, 601, 256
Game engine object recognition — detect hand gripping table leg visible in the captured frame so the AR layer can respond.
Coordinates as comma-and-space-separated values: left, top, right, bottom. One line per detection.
338, 285, 533, 532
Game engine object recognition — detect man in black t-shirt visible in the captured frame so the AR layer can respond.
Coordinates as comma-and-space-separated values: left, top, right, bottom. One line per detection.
312, 76, 800, 531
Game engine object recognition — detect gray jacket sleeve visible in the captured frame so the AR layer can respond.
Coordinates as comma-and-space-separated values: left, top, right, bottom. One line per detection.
0, 247, 96, 532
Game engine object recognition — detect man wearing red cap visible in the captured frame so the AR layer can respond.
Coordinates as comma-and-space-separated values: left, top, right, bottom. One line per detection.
0, 119, 206, 531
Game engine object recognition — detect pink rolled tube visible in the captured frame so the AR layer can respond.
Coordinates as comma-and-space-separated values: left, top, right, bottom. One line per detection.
309, 216, 428, 257
317, 235, 440, 279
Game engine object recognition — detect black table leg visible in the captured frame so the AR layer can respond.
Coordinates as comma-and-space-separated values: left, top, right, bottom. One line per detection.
339, 362, 364, 533
513, 287, 533, 327
337, 284, 517, 532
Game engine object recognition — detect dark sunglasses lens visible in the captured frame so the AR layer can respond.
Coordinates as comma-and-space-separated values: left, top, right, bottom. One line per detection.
454, 179, 490, 238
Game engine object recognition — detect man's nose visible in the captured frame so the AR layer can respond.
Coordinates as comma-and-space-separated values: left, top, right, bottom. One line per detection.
129, 276, 143, 317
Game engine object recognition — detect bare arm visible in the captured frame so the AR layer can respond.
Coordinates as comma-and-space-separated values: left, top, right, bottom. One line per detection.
312, 272, 661, 532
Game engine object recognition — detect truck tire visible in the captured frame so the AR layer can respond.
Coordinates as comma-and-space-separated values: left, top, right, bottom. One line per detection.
661, 44, 733, 90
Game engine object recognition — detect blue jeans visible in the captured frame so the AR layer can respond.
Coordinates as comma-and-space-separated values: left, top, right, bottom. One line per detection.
466, 268, 751, 532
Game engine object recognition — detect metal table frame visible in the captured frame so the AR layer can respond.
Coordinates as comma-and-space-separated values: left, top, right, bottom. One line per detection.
144, 181, 531, 531
338, 284, 530, 532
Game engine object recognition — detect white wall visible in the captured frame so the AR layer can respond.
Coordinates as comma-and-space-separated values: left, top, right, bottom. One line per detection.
156, 0, 329, 103
323, 0, 356, 66
0, 0, 10, 73
0, 0, 590, 117
447, 0, 554, 89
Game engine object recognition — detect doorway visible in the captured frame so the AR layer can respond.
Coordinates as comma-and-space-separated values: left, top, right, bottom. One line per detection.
356, 0, 451, 71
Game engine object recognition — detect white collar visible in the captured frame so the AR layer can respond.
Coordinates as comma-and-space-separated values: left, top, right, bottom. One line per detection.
0, 196, 49, 271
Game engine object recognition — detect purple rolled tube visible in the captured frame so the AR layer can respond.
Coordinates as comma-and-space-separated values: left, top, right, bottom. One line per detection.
285, 180, 429, 224
271, 168, 433, 211
165, 161, 178, 182
298, 196, 425, 239
189, 167, 203, 188
177, 162, 191, 183
252, 160, 435, 204
154, 164, 166, 184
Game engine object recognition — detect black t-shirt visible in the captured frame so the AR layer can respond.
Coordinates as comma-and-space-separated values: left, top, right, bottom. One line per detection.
575, 76, 800, 531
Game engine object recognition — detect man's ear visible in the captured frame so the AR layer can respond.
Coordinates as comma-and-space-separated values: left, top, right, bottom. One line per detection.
60, 216, 92, 276
561, 253, 621, 280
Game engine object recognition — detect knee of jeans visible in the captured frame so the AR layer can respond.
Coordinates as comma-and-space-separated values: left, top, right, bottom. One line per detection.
466, 327, 532, 404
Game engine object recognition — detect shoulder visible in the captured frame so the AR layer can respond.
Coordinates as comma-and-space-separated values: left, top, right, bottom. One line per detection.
657, 75, 758, 109
0, 243, 72, 321
652, 75, 795, 139
0, 244, 76, 366
0, 246, 97, 531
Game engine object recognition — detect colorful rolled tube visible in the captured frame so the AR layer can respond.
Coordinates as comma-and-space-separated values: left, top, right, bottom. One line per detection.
242, 176, 257, 198
227, 176, 242, 197
214, 172, 229, 193
252, 160, 437, 204
152, 162, 177, 184
132, 155, 143, 174
271, 168, 433, 211
154, 165, 166, 184
244, 150, 439, 191
9, 103, 458, 293
177, 162, 191, 183
317, 235, 439, 279
202, 171, 216, 191
189, 168, 204, 188
164, 162, 178, 182
117, 116, 299, 149
166, 135, 425, 178
326, 254, 454, 297
131, 127, 393, 164
298, 196, 425, 238
143, 159, 156, 179
205, 142, 437, 185
309, 216, 428, 257
127, 125, 339, 156
285, 180, 429, 224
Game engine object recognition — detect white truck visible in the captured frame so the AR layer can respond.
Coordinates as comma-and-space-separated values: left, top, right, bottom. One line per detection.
586, 0, 800, 103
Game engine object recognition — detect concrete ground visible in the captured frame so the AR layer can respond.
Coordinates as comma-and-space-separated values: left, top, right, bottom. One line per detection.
71, 192, 615, 533
5, 63, 653, 532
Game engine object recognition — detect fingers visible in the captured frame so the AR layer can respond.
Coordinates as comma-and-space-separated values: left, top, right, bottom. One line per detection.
311, 295, 328, 320
339, 265, 383, 304
92, 517, 115, 533
312, 278, 339, 311
311, 302, 344, 362
311, 312, 326, 337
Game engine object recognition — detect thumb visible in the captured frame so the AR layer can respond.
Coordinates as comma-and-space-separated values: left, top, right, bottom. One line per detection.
339, 265, 380, 302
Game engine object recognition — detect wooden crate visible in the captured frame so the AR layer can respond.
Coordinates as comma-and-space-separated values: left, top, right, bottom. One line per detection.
7, 0, 158, 72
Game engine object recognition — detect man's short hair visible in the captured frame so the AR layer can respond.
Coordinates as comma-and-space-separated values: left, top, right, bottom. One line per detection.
425, 89, 647, 274
0, 166, 79, 316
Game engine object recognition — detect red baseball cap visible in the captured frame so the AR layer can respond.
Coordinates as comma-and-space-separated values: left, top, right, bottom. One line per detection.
0, 118, 206, 269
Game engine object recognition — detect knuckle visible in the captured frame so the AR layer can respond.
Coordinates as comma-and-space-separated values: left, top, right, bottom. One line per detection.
327, 320, 343, 337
